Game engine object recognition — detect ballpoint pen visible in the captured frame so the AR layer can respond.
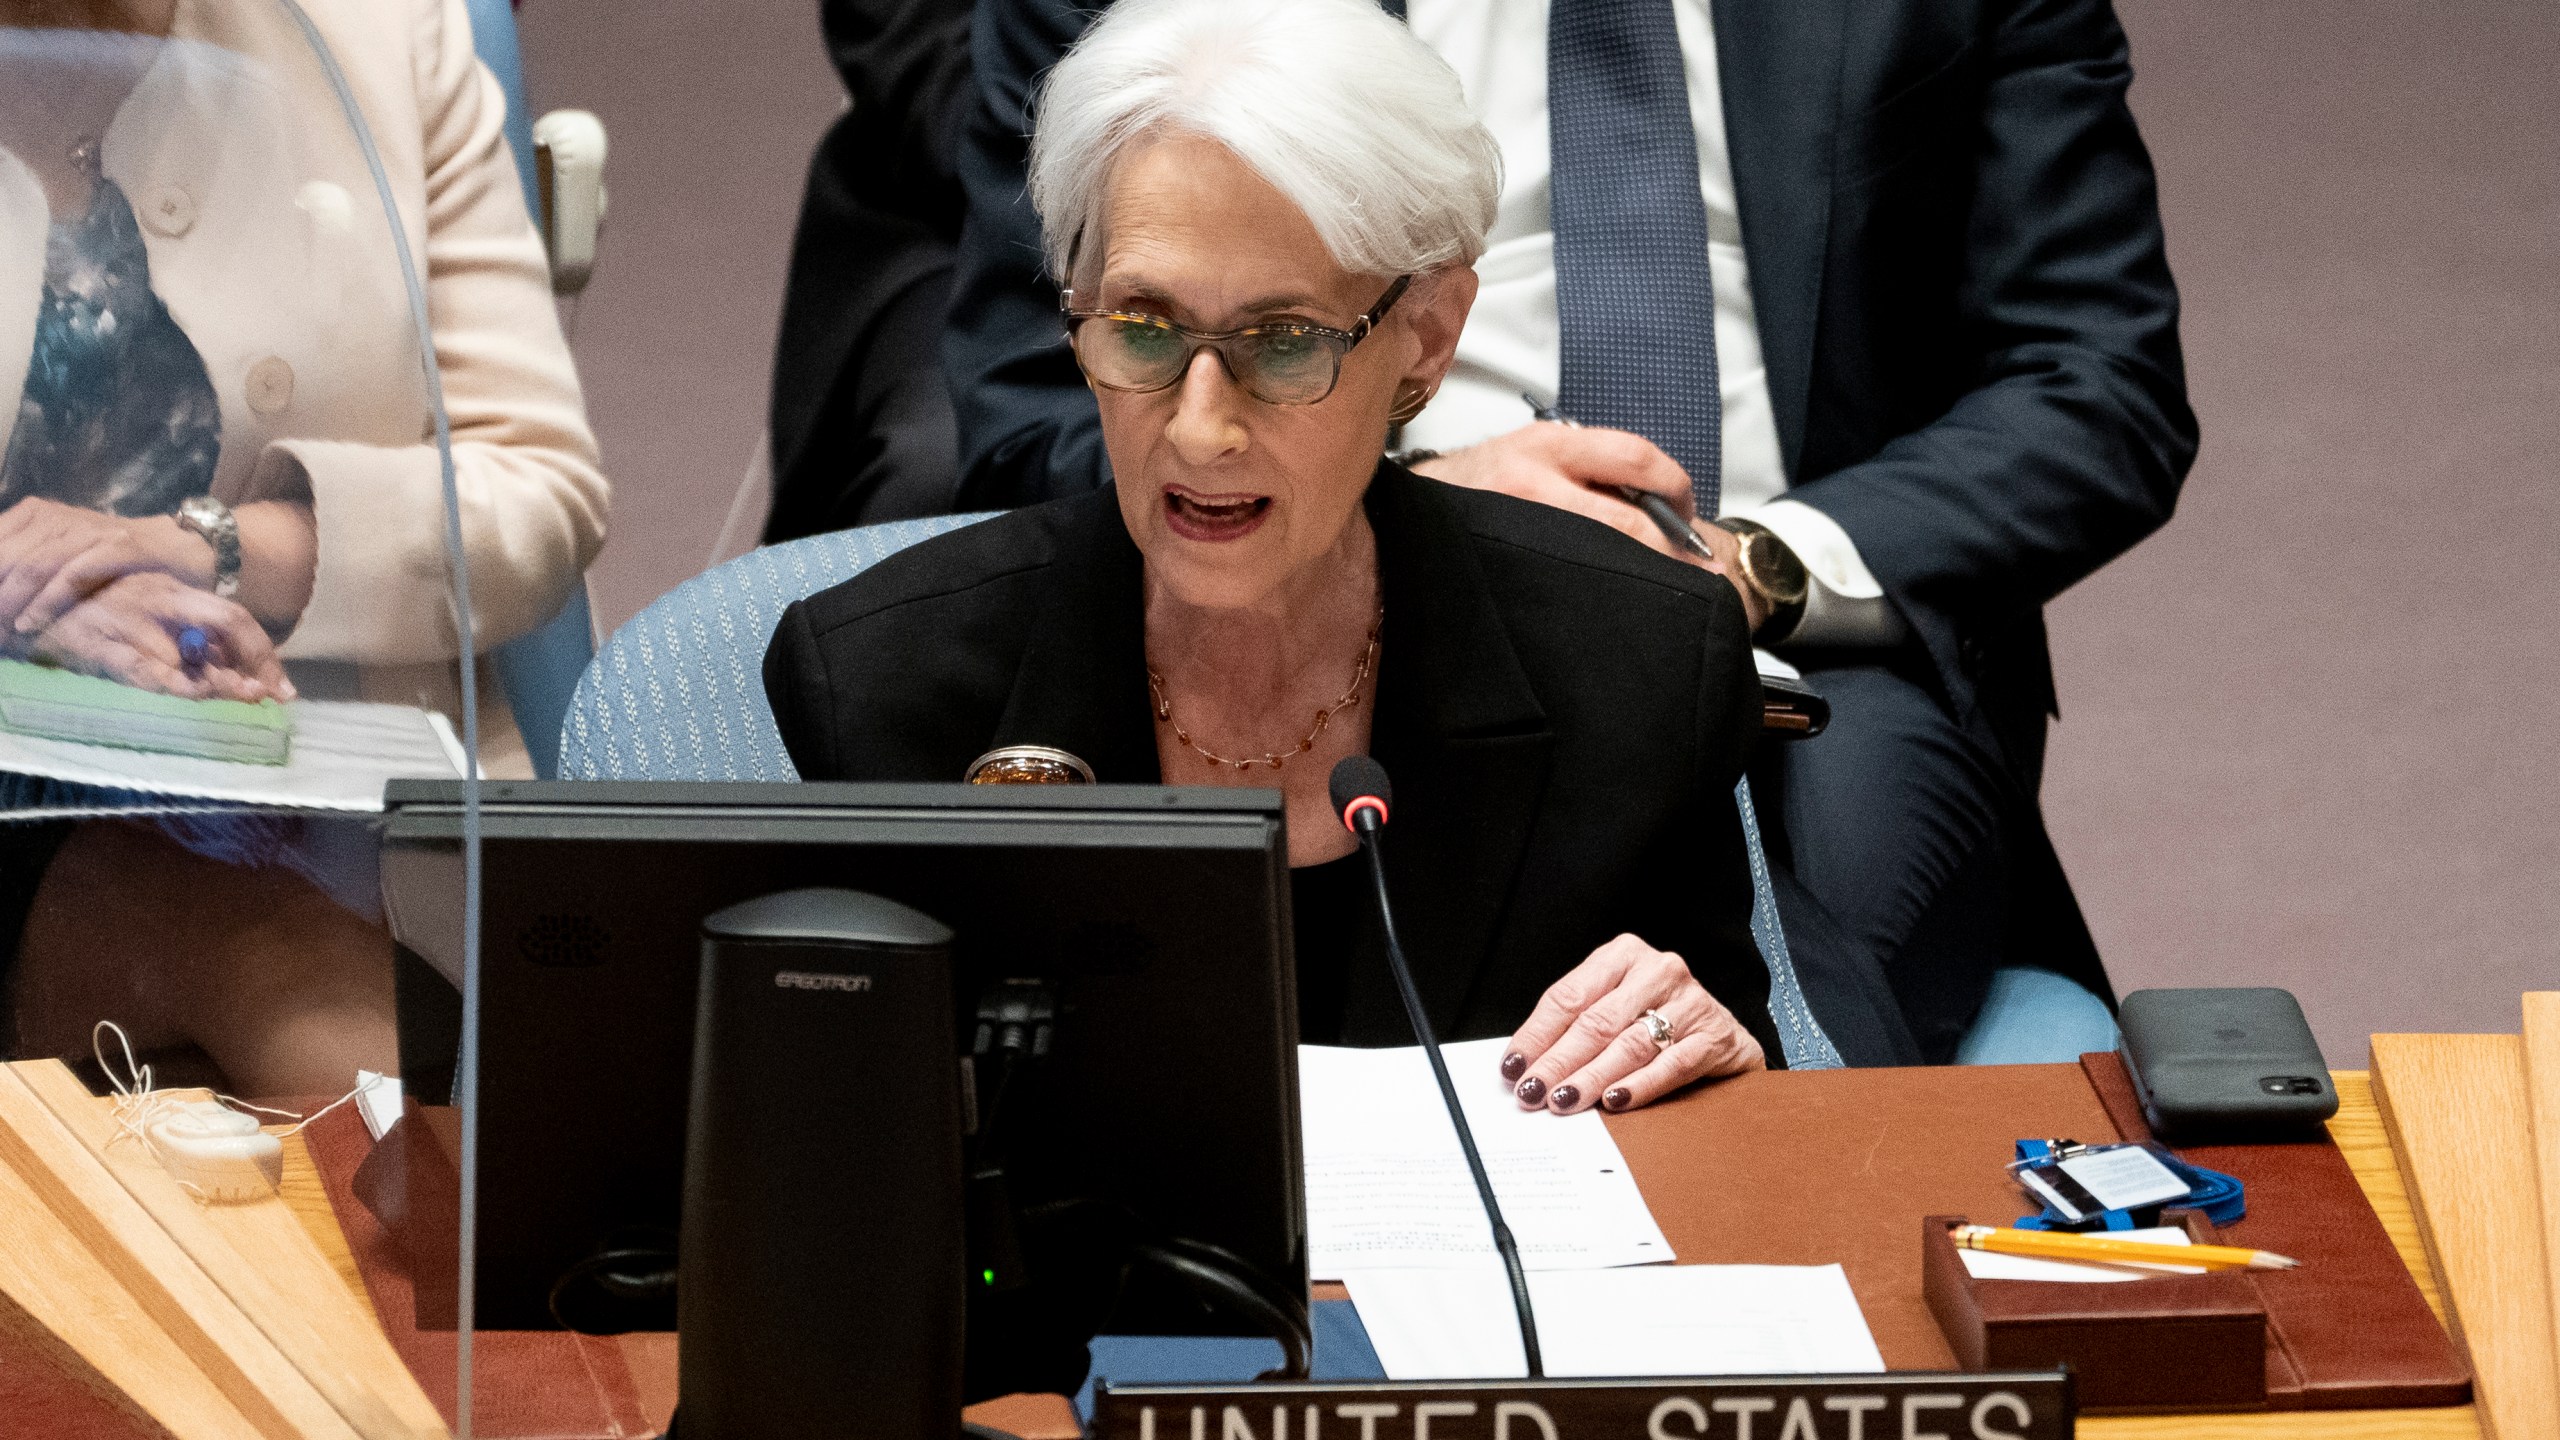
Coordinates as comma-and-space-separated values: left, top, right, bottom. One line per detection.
1521, 392, 1721, 566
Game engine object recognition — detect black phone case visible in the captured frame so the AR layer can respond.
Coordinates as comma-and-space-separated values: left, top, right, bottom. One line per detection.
1758, 673, 1830, 738
2116, 988, 2337, 1140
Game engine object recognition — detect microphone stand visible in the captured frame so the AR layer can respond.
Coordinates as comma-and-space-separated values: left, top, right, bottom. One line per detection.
1348, 818, 1545, 1377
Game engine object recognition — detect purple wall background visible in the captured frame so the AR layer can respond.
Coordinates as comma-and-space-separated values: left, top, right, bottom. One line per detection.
519, 0, 2560, 1063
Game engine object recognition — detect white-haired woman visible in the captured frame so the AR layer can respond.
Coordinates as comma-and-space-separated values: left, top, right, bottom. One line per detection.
765, 0, 1774, 1107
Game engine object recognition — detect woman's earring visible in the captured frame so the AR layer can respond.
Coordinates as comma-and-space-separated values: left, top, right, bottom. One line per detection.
1388, 383, 1438, 426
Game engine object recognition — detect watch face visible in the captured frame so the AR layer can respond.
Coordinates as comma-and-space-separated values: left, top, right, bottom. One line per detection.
1742, 533, 1810, 605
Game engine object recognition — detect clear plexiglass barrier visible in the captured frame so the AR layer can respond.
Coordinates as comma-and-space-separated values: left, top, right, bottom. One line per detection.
1, 2, 604, 1435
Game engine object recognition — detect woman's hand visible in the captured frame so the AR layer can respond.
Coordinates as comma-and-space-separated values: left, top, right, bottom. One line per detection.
21, 573, 295, 702
0, 496, 211, 636
1499, 933, 1765, 1114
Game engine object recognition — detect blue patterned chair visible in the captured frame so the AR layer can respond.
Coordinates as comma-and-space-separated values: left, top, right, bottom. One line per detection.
560, 516, 988, 783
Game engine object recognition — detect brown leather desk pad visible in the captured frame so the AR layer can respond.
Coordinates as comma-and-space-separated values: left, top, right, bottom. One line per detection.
1601, 1056, 2468, 1411
2080, 1052, 2469, 1408
303, 1098, 661, 1438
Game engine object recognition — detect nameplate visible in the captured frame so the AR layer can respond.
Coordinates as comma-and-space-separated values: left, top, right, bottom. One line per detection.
1093, 1373, 2075, 1440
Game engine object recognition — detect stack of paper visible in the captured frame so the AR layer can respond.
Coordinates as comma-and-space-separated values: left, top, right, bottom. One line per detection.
1300, 1039, 1670, 1275
1342, 1266, 1886, 1380
0, 659, 293, 764
1301, 1039, 1885, 1380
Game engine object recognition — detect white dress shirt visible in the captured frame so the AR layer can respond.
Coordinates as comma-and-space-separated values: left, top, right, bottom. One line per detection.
1398, 0, 1897, 646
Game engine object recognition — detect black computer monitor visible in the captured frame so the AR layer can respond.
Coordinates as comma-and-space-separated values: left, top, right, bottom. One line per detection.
378, 780, 1304, 1346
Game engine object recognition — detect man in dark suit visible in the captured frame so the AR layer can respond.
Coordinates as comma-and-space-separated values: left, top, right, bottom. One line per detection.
940, 0, 2198, 1061
761, 0, 974, 541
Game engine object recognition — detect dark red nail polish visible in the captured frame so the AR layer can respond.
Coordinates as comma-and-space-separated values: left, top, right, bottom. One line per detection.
1603, 1086, 1632, 1112
1550, 1084, 1581, 1112
1516, 1076, 1546, 1105
1500, 1052, 1527, 1082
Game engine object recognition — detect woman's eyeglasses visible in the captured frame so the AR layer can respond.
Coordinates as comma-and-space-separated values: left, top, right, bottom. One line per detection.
1061, 276, 1412, 407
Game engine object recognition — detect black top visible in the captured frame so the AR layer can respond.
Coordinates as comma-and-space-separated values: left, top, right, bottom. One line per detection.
0, 171, 220, 516
763, 462, 1777, 1058
762, 0, 974, 537
1289, 850, 1372, 1046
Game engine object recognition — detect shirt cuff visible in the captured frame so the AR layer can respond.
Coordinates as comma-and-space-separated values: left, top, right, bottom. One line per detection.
1735, 499, 1906, 648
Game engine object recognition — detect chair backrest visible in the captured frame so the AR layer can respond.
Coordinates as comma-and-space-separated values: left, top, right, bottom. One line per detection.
461, 0, 541, 210
559, 515, 992, 781
462, 0, 600, 779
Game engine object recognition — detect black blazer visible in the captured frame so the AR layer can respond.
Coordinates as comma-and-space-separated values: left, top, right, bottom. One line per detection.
936, 0, 2197, 996
764, 463, 1779, 1059
763, 0, 974, 538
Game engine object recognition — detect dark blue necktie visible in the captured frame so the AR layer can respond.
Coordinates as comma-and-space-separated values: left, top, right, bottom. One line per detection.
1548, 0, 1721, 517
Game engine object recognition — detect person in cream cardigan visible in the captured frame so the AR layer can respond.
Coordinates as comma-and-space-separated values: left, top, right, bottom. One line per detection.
0, 0, 606, 1093
0, 0, 604, 771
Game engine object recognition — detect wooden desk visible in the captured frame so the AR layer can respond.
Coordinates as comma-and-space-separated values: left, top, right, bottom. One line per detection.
275, 1072, 2479, 1440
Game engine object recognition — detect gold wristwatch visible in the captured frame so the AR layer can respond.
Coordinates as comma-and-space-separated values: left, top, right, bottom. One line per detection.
1713, 518, 1809, 644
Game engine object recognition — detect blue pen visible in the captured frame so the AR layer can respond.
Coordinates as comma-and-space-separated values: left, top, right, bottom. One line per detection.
176, 625, 210, 670
1521, 391, 1720, 564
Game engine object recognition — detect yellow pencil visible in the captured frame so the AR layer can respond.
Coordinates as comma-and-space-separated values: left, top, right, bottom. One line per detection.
1950, 1224, 2300, 1272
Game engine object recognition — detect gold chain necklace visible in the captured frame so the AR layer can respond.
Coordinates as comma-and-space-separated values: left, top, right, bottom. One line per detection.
1147, 610, 1383, 772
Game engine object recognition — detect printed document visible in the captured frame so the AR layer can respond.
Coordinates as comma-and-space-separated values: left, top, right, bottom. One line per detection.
1300, 1038, 1671, 1277
1342, 1265, 1886, 1380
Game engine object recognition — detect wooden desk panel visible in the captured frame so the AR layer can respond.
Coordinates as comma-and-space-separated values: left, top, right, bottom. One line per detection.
277, 1132, 374, 1330
271, 1071, 2480, 1439
2373, 1036, 2559, 1440
2525, 993, 2560, 1382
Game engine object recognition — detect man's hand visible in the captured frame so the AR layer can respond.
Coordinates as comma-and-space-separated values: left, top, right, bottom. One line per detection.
1413, 423, 1768, 631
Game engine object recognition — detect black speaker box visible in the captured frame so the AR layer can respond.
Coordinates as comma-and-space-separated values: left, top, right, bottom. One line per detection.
677, 888, 964, 1438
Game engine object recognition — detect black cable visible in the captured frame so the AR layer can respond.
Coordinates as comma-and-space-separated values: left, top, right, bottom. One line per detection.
1350, 823, 1543, 1377
546, 1238, 678, 1334
1129, 1238, 1313, 1381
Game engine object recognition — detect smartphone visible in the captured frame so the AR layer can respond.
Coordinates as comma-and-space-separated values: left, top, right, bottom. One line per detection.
1758, 673, 1830, 738
2117, 988, 2336, 1140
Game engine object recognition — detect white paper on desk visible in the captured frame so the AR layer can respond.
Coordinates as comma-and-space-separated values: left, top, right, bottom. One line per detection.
1300, 1039, 1671, 1277
0, 700, 460, 812
1343, 1265, 1886, 1380
1956, 1227, 2203, 1282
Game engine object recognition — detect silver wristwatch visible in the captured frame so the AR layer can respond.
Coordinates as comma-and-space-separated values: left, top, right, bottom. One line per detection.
175, 494, 242, 599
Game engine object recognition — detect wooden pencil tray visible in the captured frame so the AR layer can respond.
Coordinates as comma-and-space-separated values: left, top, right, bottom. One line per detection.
1921, 1212, 2268, 1412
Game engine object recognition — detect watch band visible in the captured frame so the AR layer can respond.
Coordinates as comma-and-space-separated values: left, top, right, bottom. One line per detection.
175, 496, 242, 600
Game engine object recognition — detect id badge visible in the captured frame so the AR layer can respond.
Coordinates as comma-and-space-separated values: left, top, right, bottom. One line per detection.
2008, 1141, 2194, 1223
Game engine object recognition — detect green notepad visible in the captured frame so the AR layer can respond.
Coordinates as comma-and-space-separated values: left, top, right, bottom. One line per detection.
0, 659, 291, 765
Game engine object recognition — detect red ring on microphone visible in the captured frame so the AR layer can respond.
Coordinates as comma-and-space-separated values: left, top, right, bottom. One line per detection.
1340, 796, 1388, 832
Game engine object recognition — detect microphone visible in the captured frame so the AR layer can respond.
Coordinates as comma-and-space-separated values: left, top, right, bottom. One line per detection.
1327, 757, 1544, 1377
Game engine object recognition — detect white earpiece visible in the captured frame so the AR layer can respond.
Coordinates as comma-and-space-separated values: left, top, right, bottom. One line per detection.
147, 1098, 284, 1201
